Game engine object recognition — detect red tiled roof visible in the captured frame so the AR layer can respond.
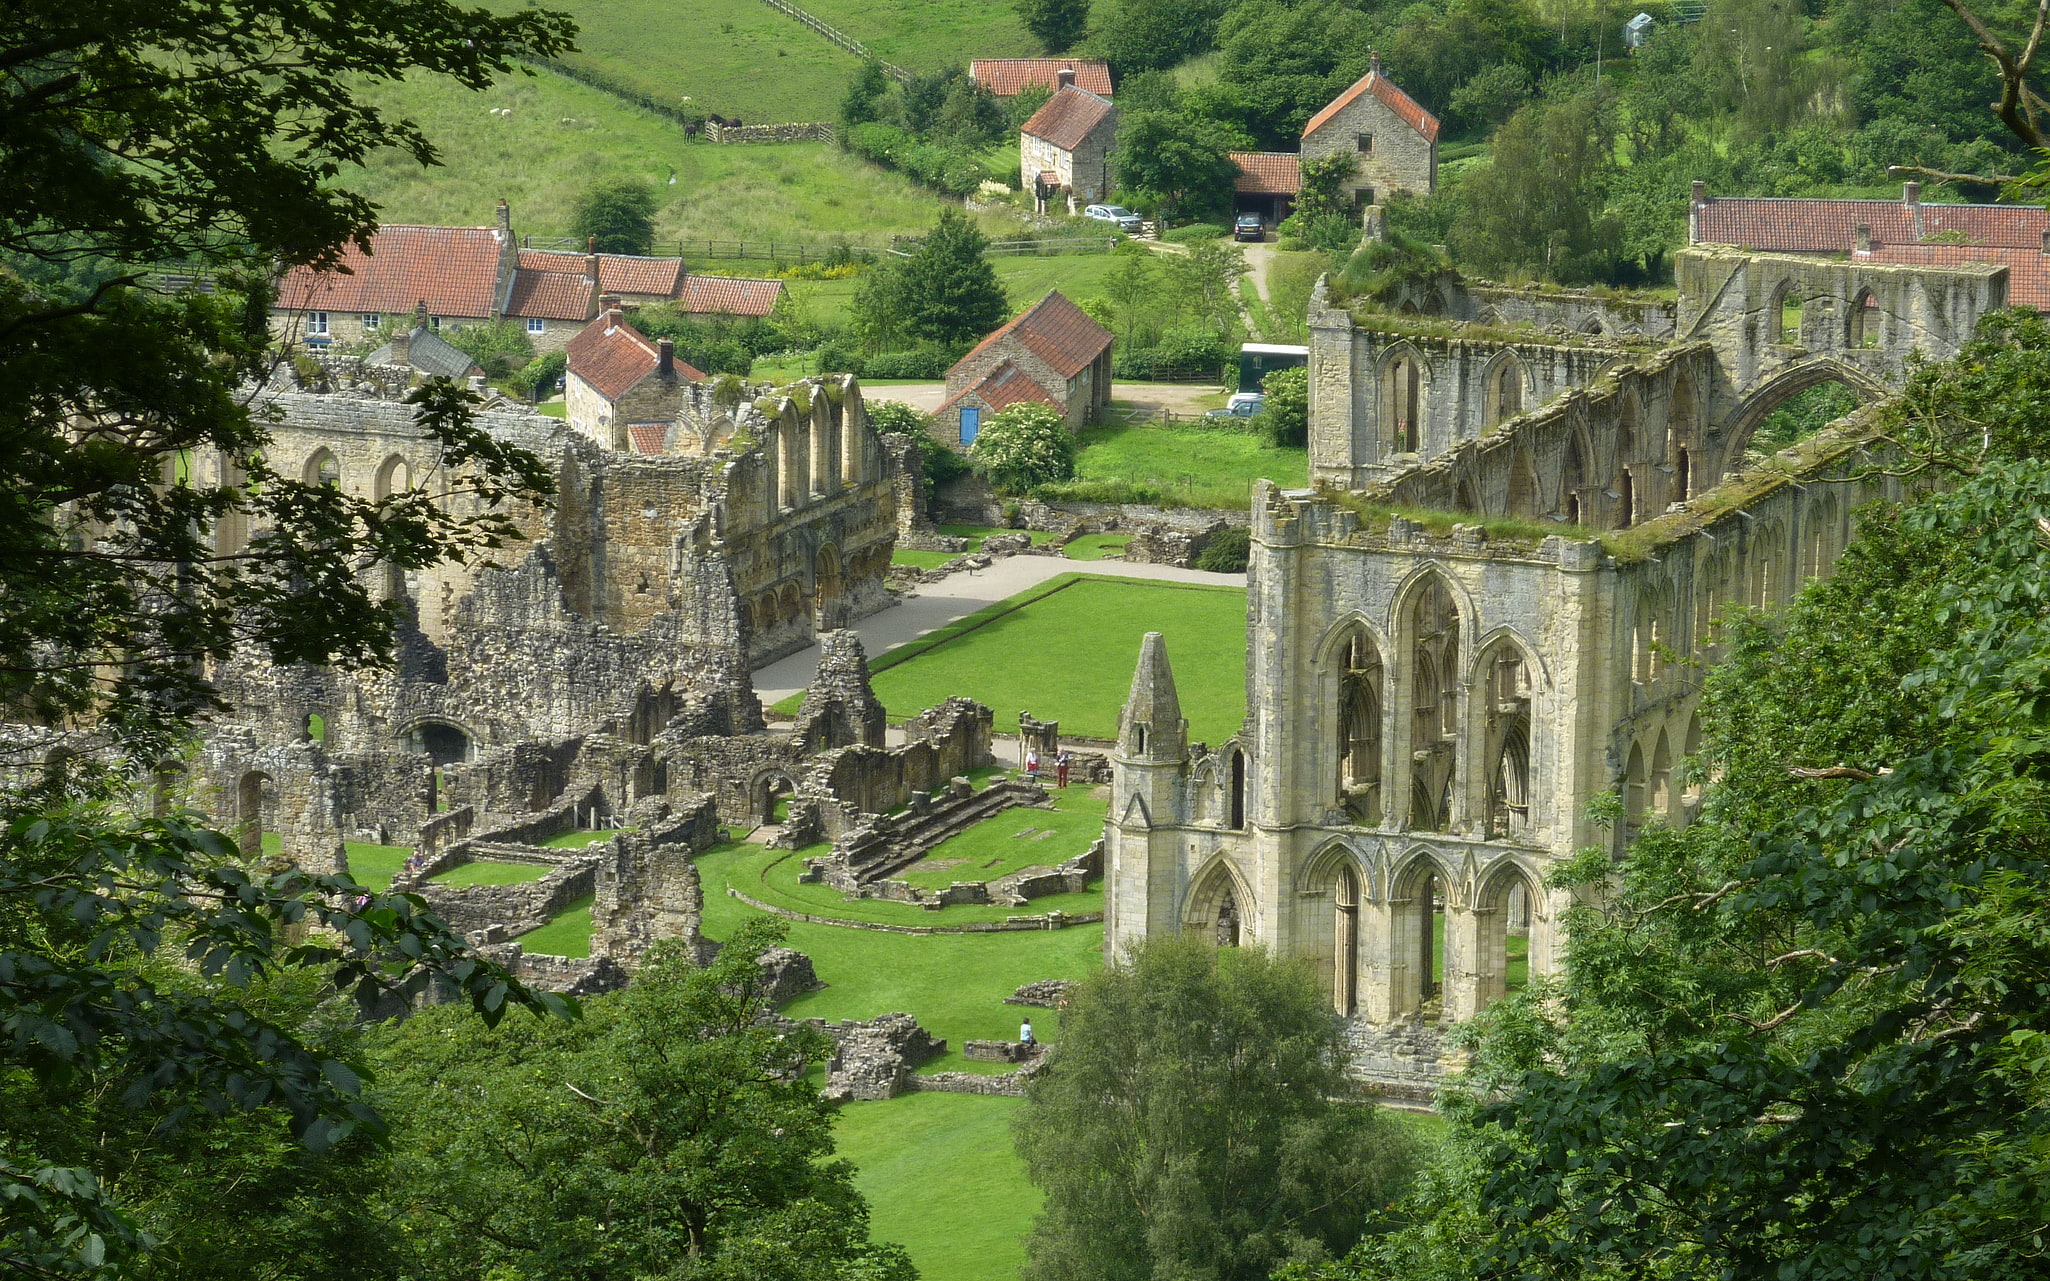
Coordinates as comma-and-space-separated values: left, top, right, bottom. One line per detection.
627, 422, 670, 455
971, 59, 1114, 97
565, 313, 711, 402
1231, 152, 1302, 195
506, 265, 594, 321
1022, 86, 1117, 153
1696, 194, 2050, 252
680, 275, 784, 317
276, 225, 505, 317
1864, 244, 2045, 306
936, 360, 1062, 419
1303, 68, 1440, 144
599, 256, 687, 296
954, 290, 1113, 382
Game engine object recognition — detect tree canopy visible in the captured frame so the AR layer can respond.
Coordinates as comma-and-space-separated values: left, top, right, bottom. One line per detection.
571, 177, 661, 256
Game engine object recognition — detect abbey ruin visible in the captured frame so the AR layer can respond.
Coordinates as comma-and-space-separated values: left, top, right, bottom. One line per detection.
1105, 184, 2006, 1088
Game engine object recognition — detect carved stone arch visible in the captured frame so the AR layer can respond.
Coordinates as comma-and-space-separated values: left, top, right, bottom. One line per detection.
1323, 616, 1387, 823
1767, 275, 1800, 345
397, 716, 477, 766
373, 453, 413, 501
1580, 314, 1607, 336
1724, 359, 1887, 470
1184, 854, 1255, 947
1480, 349, 1528, 429
1377, 341, 1432, 454
303, 447, 341, 488
1312, 610, 1392, 667
1453, 468, 1482, 514
1505, 444, 1541, 518
745, 766, 800, 825
1466, 624, 1551, 691
1556, 415, 1599, 526
1471, 630, 1539, 840
1649, 726, 1675, 818
1388, 844, 1452, 1011
1384, 560, 1478, 644
1473, 305, 1505, 326
1472, 855, 1545, 1009
1847, 285, 1881, 349
1298, 839, 1372, 1013
1189, 753, 1223, 824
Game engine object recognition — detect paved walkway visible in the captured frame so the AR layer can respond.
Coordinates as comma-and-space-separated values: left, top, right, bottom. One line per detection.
753, 555, 1246, 707
867, 380, 1227, 417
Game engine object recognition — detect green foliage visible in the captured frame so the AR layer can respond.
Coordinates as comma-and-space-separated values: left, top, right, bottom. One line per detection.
891, 207, 1010, 348
1086, 0, 1231, 73
868, 399, 968, 500
1016, 935, 1419, 1281
1213, 0, 1375, 148
505, 347, 568, 400
570, 176, 660, 256
1016, 0, 1090, 52
443, 319, 535, 380
1751, 380, 1862, 451
1114, 110, 1246, 221
841, 61, 894, 130
1449, 88, 1619, 284
1192, 525, 1251, 572
1160, 221, 1228, 243
969, 402, 1075, 492
1330, 229, 1457, 308
372, 922, 915, 1281
1262, 364, 1308, 448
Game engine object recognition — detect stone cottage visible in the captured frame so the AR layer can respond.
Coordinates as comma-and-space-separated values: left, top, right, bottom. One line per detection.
564, 309, 708, 451
1020, 77, 1119, 215
272, 202, 783, 352
1299, 53, 1439, 205
934, 290, 1113, 444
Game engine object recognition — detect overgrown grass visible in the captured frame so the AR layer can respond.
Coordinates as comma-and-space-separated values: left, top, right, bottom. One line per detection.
1071, 420, 1307, 510
431, 860, 553, 887
342, 842, 413, 890
900, 785, 1108, 889
814, 574, 1247, 742
345, 68, 1021, 244
538, 828, 625, 849
834, 1093, 1039, 1281
892, 548, 961, 570
515, 893, 595, 957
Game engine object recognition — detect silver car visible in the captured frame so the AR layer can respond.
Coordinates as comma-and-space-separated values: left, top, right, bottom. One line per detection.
1083, 204, 1142, 233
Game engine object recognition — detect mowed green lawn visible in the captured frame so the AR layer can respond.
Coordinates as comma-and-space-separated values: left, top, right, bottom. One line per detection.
703, 838, 1104, 929
901, 783, 1107, 889
834, 1092, 1039, 1281
515, 893, 595, 957
1075, 421, 1309, 511
347, 69, 1019, 245
864, 575, 1249, 743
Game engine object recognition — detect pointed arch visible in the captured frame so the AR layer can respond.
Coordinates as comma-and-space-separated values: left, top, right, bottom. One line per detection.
1472, 632, 1538, 840
1329, 621, 1386, 823
1184, 854, 1255, 947
1506, 445, 1540, 518
1481, 350, 1527, 429
1389, 846, 1449, 1013
1649, 727, 1674, 818
1848, 287, 1880, 349
303, 447, 340, 488
1623, 740, 1648, 835
1377, 343, 1430, 455
1402, 571, 1463, 833
373, 453, 412, 502
1474, 858, 1544, 1009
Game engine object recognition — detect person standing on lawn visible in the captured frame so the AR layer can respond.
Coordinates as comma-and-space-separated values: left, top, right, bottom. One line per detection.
1056, 748, 1071, 788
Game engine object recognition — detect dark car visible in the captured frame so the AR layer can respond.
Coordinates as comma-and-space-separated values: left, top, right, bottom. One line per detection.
1234, 213, 1265, 242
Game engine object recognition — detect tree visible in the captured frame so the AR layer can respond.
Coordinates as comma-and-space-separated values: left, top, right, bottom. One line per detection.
1214, 0, 1374, 148
1262, 365, 1308, 448
1450, 89, 1619, 284
444, 318, 536, 380
1, 1, 579, 1271
967, 403, 1075, 492
1087, 0, 1231, 73
1115, 111, 1245, 222
1016, 0, 1090, 54
371, 922, 915, 1281
895, 207, 1008, 348
840, 60, 893, 129
1018, 936, 1418, 1281
1161, 240, 1250, 334
937, 75, 1006, 146
571, 177, 660, 255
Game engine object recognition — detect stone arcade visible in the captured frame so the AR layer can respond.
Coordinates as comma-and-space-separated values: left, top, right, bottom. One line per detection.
1106, 227, 2008, 1093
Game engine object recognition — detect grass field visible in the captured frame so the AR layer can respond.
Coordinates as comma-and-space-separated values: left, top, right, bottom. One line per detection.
901, 783, 1107, 889
1062, 533, 1129, 560
892, 548, 961, 570
538, 828, 625, 849
704, 836, 1105, 927
856, 574, 1248, 742
798, 0, 1035, 73
346, 68, 1021, 245
340, 841, 413, 889
1074, 420, 1308, 510
516, 893, 596, 957
938, 524, 1058, 550
834, 1092, 1039, 1281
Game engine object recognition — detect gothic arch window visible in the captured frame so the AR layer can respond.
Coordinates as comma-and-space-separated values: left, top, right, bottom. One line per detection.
1484, 354, 1524, 428
1381, 348, 1424, 454
1775, 281, 1803, 345
1561, 432, 1589, 526
1633, 590, 1668, 683
1507, 449, 1539, 517
373, 454, 411, 502
1650, 729, 1674, 818
1681, 713, 1706, 813
1333, 864, 1360, 1015
1624, 740, 1648, 842
303, 448, 340, 488
1186, 860, 1249, 947
1849, 289, 1880, 348
1406, 575, 1461, 832
1229, 749, 1247, 830
1389, 855, 1444, 1014
1479, 643, 1533, 838
1475, 862, 1540, 1010
1335, 629, 1384, 824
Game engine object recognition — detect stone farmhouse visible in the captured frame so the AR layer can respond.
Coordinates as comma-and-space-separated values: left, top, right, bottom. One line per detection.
1105, 186, 2008, 1093
1226, 53, 1438, 223
935, 290, 1114, 443
564, 308, 708, 451
271, 201, 783, 351
1021, 78, 1119, 215
971, 58, 1113, 99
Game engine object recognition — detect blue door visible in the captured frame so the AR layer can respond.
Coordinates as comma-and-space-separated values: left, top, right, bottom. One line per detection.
960, 406, 980, 444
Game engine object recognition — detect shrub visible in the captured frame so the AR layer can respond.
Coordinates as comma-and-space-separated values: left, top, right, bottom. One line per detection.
443, 319, 534, 379
812, 339, 863, 376
866, 400, 929, 437
861, 348, 955, 379
506, 348, 567, 399
1193, 526, 1251, 573
1161, 222, 1228, 244
1261, 365, 1308, 448
968, 402, 1074, 493
571, 177, 659, 256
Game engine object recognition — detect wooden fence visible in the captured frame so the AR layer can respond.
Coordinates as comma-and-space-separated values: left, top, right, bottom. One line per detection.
752, 0, 910, 79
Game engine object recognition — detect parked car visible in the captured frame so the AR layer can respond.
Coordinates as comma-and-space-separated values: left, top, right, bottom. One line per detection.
1205, 392, 1266, 419
1234, 213, 1265, 242
1084, 204, 1143, 233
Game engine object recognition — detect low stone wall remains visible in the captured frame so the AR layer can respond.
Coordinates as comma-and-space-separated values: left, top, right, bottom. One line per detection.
706, 121, 835, 143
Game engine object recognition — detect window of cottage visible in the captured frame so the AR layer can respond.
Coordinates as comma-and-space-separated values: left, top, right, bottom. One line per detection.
362, 313, 380, 331
526, 317, 546, 334
1356, 132, 1374, 152
306, 311, 329, 335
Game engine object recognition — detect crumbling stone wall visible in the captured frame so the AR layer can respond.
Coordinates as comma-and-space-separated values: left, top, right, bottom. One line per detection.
590, 795, 723, 963
791, 631, 887, 751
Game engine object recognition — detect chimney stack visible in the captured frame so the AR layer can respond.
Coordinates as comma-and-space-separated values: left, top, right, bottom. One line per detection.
1856, 223, 1873, 253
2041, 228, 2050, 254
1691, 179, 1706, 206
659, 338, 675, 377
1056, 67, 1076, 89
496, 199, 511, 236
1370, 49, 1381, 77
1903, 180, 1920, 206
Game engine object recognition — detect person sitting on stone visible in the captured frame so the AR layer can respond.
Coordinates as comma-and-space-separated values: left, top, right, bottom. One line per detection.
1019, 1018, 1036, 1046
